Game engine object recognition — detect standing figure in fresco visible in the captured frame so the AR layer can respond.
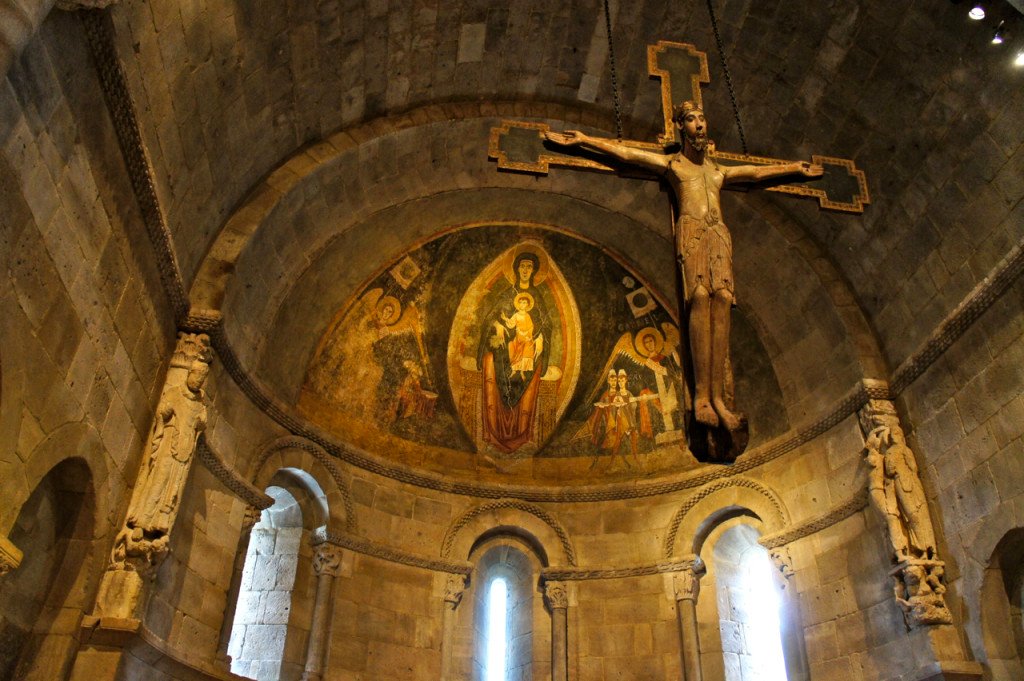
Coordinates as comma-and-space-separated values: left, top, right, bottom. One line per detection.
588, 369, 656, 465
586, 370, 620, 453
546, 103, 822, 437
501, 292, 540, 377
863, 424, 937, 561
478, 252, 552, 454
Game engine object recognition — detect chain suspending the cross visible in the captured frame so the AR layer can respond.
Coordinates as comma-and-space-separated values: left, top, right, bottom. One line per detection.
706, 0, 748, 154
603, 0, 623, 140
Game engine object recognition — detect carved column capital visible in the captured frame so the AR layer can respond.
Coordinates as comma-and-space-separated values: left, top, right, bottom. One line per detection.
241, 505, 263, 531
670, 555, 706, 602
544, 580, 569, 610
443, 574, 469, 607
312, 544, 344, 577
769, 548, 795, 588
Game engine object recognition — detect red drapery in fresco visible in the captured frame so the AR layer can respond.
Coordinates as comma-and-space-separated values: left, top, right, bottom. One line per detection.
481, 352, 542, 453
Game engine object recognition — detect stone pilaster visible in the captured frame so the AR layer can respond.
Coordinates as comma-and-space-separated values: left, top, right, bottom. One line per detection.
440, 573, 469, 681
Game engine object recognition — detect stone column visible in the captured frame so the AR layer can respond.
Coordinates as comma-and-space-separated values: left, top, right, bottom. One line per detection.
217, 505, 262, 660
672, 556, 705, 681
858, 381, 951, 629
440, 573, 468, 681
544, 580, 569, 681
301, 544, 344, 681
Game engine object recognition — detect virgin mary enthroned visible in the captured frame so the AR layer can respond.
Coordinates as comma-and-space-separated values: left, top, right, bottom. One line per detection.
477, 251, 552, 454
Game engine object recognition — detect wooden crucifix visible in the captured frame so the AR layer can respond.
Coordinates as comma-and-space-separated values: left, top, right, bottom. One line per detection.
488, 41, 869, 463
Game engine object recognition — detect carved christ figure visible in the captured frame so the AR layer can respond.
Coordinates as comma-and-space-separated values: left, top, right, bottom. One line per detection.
546, 102, 822, 433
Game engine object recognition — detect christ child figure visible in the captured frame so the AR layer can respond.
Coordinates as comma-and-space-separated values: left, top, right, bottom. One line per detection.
501, 292, 538, 377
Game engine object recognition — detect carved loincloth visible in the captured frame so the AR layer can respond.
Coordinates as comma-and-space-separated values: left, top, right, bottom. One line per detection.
676, 211, 734, 296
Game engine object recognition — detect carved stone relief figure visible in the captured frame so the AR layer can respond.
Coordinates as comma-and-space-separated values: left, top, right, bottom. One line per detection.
859, 393, 951, 628
111, 332, 212, 573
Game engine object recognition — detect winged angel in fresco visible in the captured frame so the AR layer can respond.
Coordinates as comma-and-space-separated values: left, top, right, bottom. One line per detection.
573, 323, 686, 465
306, 288, 434, 422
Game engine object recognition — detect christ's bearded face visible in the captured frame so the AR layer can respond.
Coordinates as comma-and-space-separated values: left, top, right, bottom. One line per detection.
679, 109, 708, 151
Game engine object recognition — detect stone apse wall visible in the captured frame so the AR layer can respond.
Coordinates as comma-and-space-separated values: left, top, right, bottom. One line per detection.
1, 3, 1023, 681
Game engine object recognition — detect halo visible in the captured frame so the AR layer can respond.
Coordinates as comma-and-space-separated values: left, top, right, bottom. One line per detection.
513, 292, 535, 311
634, 326, 665, 358
504, 242, 549, 286
375, 296, 402, 326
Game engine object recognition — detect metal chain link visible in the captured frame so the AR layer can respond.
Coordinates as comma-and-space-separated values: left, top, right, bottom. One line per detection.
603, 0, 623, 140
706, 0, 748, 154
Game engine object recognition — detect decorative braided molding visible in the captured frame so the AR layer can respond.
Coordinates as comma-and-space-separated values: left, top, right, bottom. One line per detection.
759, 488, 870, 550
441, 499, 577, 565
314, 529, 472, 576
195, 437, 273, 510
662, 476, 788, 559
892, 235, 1024, 394
542, 558, 699, 582
212, 316, 871, 503
252, 436, 357, 533
81, 10, 189, 322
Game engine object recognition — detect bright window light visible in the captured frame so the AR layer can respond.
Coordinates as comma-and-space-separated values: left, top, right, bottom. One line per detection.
741, 547, 788, 681
485, 578, 509, 681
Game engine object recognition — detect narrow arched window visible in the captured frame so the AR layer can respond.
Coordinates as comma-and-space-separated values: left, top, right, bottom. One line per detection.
713, 524, 788, 681
485, 577, 509, 681
227, 486, 303, 680
457, 540, 539, 681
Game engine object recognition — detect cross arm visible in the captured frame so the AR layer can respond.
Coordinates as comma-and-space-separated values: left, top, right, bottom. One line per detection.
710, 149, 870, 213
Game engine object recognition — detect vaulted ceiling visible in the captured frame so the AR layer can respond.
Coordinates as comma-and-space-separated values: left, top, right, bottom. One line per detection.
89, 0, 1022, 474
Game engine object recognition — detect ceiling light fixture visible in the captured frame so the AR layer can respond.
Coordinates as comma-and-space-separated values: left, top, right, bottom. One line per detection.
992, 22, 1005, 44
1015, 50, 1024, 66
969, 5, 986, 20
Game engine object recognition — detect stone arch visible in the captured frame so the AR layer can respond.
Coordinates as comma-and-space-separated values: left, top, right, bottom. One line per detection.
188, 102, 645, 315
0, 455, 98, 680
442, 499, 576, 567
3, 422, 110, 542
663, 476, 789, 559
978, 527, 1024, 678
251, 436, 356, 533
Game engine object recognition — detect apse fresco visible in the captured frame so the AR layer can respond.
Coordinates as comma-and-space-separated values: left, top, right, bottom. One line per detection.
299, 225, 691, 468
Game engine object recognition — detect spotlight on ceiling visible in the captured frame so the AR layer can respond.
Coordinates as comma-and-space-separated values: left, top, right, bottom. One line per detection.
969, 4, 986, 20
992, 22, 1005, 44
1016, 50, 1024, 66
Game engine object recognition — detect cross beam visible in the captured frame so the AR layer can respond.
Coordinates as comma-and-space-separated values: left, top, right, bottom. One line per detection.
488, 41, 870, 214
